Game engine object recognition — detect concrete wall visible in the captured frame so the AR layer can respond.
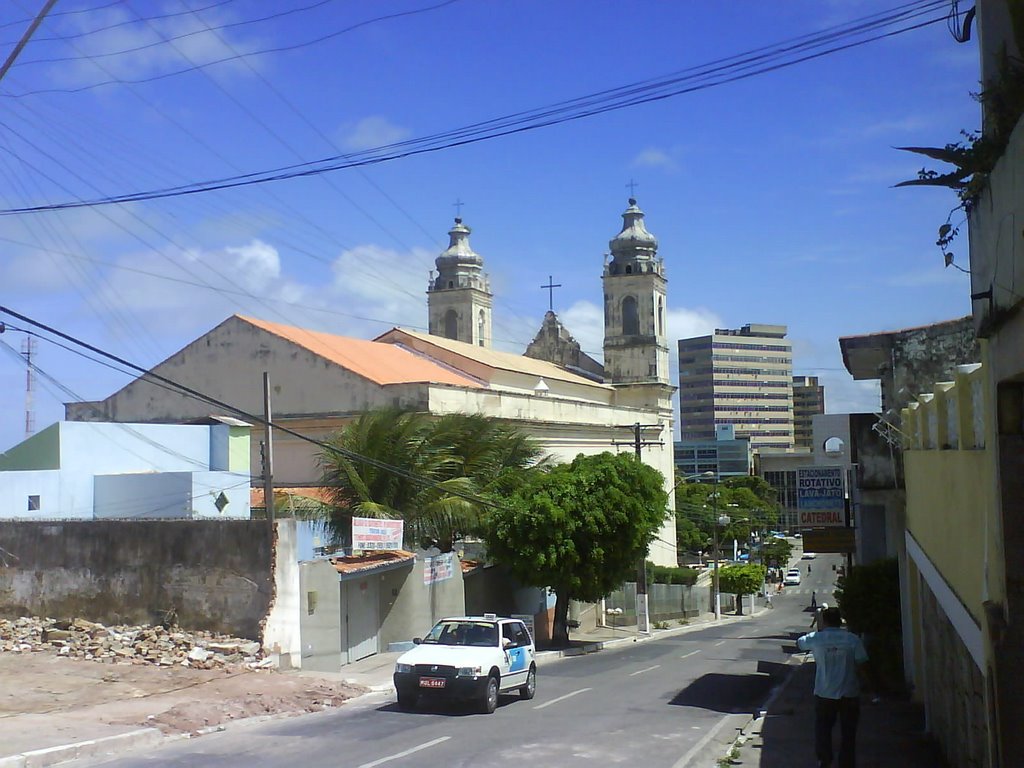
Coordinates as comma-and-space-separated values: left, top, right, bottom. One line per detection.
94, 472, 192, 519
918, 576, 988, 768
299, 559, 342, 672
378, 554, 465, 648
264, 519, 301, 667
0, 520, 272, 639
0, 470, 86, 520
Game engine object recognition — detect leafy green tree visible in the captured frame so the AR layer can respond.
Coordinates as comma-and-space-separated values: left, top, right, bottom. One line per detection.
675, 478, 781, 560
718, 564, 766, 615
319, 408, 544, 552
760, 537, 793, 569
485, 452, 668, 647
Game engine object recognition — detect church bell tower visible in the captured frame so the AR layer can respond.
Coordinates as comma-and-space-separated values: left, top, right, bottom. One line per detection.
427, 216, 493, 347
602, 198, 670, 386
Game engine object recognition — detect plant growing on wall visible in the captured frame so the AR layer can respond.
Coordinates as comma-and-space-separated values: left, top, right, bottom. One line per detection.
896, 51, 1024, 268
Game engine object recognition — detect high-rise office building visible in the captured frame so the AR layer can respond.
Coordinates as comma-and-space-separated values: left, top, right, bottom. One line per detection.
678, 323, 794, 450
792, 375, 825, 450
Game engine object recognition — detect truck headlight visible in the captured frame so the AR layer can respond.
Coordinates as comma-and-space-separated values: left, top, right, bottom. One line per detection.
395, 663, 414, 674
457, 666, 482, 677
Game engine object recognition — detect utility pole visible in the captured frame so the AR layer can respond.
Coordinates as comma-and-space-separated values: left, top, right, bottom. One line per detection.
613, 422, 663, 634
262, 372, 274, 533
22, 337, 36, 438
0, 0, 58, 84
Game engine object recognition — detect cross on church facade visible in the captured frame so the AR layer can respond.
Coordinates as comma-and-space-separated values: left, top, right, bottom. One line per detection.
541, 275, 562, 311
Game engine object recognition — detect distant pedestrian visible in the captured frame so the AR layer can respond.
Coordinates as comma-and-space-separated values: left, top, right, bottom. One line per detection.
765, 591, 773, 609
811, 591, 817, 609
798, 607, 869, 768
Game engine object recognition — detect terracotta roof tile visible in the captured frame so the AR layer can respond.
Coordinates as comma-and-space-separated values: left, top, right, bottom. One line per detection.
330, 550, 416, 575
376, 327, 611, 389
238, 315, 483, 389
251, 487, 335, 507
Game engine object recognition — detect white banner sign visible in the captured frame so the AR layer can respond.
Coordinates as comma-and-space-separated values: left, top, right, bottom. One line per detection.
423, 552, 454, 585
351, 517, 404, 550
796, 466, 846, 528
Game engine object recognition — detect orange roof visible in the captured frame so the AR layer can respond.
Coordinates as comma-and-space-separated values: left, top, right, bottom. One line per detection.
378, 328, 611, 389
330, 550, 416, 575
238, 315, 483, 389
251, 487, 335, 507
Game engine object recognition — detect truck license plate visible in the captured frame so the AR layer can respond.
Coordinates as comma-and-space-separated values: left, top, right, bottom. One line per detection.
419, 677, 445, 689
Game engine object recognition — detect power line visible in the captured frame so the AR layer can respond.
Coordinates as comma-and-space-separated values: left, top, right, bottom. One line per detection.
0, 1, 949, 216
5, 0, 465, 84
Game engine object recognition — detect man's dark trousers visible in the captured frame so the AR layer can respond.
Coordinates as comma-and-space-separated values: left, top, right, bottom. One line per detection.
814, 695, 859, 768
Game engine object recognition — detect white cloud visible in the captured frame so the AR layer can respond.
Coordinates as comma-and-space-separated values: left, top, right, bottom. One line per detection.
49, 6, 261, 88
630, 147, 679, 172
340, 116, 411, 151
666, 307, 720, 340
225, 240, 281, 292
560, 300, 604, 359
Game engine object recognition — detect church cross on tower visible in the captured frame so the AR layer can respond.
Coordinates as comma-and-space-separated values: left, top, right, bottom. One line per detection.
453, 198, 464, 218
626, 179, 639, 197
540, 275, 562, 311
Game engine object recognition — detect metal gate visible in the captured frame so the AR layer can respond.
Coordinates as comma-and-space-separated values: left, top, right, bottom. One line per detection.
341, 577, 379, 664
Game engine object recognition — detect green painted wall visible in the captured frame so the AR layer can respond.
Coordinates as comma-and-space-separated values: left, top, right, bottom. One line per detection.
0, 423, 60, 471
228, 426, 250, 474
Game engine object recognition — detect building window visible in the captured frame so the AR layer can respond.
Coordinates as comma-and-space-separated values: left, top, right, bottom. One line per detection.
28, 495, 40, 511
444, 309, 458, 340
477, 309, 485, 346
658, 299, 664, 335
307, 591, 317, 616
622, 296, 639, 335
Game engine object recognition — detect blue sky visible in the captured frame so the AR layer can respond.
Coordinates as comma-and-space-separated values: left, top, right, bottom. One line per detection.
0, 0, 981, 452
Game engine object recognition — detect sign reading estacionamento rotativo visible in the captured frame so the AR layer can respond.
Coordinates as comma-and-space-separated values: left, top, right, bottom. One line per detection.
796, 466, 846, 528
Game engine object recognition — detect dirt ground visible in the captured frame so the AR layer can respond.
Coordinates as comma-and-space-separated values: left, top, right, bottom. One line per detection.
0, 651, 368, 736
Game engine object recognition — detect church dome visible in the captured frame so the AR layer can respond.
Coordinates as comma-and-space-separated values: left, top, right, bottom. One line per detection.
436, 217, 483, 269
609, 198, 658, 260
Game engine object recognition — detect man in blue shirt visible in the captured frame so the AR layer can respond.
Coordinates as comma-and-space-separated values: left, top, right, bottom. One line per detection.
797, 606, 869, 768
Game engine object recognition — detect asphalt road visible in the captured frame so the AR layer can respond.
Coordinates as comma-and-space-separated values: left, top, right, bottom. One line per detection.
83, 554, 843, 768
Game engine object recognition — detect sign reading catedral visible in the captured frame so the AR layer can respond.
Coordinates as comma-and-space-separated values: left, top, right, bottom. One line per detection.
796, 466, 846, 528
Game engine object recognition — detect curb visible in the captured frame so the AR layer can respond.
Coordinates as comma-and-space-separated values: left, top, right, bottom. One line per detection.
0, 728, 165, 768
716, 653, 810, 766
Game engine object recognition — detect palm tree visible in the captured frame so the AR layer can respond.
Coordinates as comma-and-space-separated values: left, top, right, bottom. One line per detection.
319, 408, 544, 552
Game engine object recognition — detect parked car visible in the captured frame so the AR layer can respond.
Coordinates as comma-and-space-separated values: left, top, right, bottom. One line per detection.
784, 569, 802, 586
393, 614, 536, 714
801, 551, 817, 559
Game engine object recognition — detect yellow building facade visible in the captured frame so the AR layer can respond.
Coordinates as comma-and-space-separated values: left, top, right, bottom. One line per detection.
902, 348, 1003, 767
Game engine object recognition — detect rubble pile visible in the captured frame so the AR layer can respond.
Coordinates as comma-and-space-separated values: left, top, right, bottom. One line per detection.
0, 616, 271, 670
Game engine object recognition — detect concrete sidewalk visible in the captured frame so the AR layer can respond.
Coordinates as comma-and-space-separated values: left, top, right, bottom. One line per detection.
723, 658, 947, 767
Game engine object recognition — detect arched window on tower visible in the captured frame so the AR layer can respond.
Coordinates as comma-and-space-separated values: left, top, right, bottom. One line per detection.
622, 296, 639, 335
477, 310, 485, 346
658, 299, 664, 335
444, 309, 458, 340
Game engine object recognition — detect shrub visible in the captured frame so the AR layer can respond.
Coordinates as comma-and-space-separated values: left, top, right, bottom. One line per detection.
834, 558, 903, 693
646, 562, 699, 586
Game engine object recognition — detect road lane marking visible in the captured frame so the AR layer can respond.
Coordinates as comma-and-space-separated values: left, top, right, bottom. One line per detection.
629, 664, 661, 676
714, 640, 726, 647
680, 650, 701, 660
534, 687, 592, 710
357, 737, 450, 768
